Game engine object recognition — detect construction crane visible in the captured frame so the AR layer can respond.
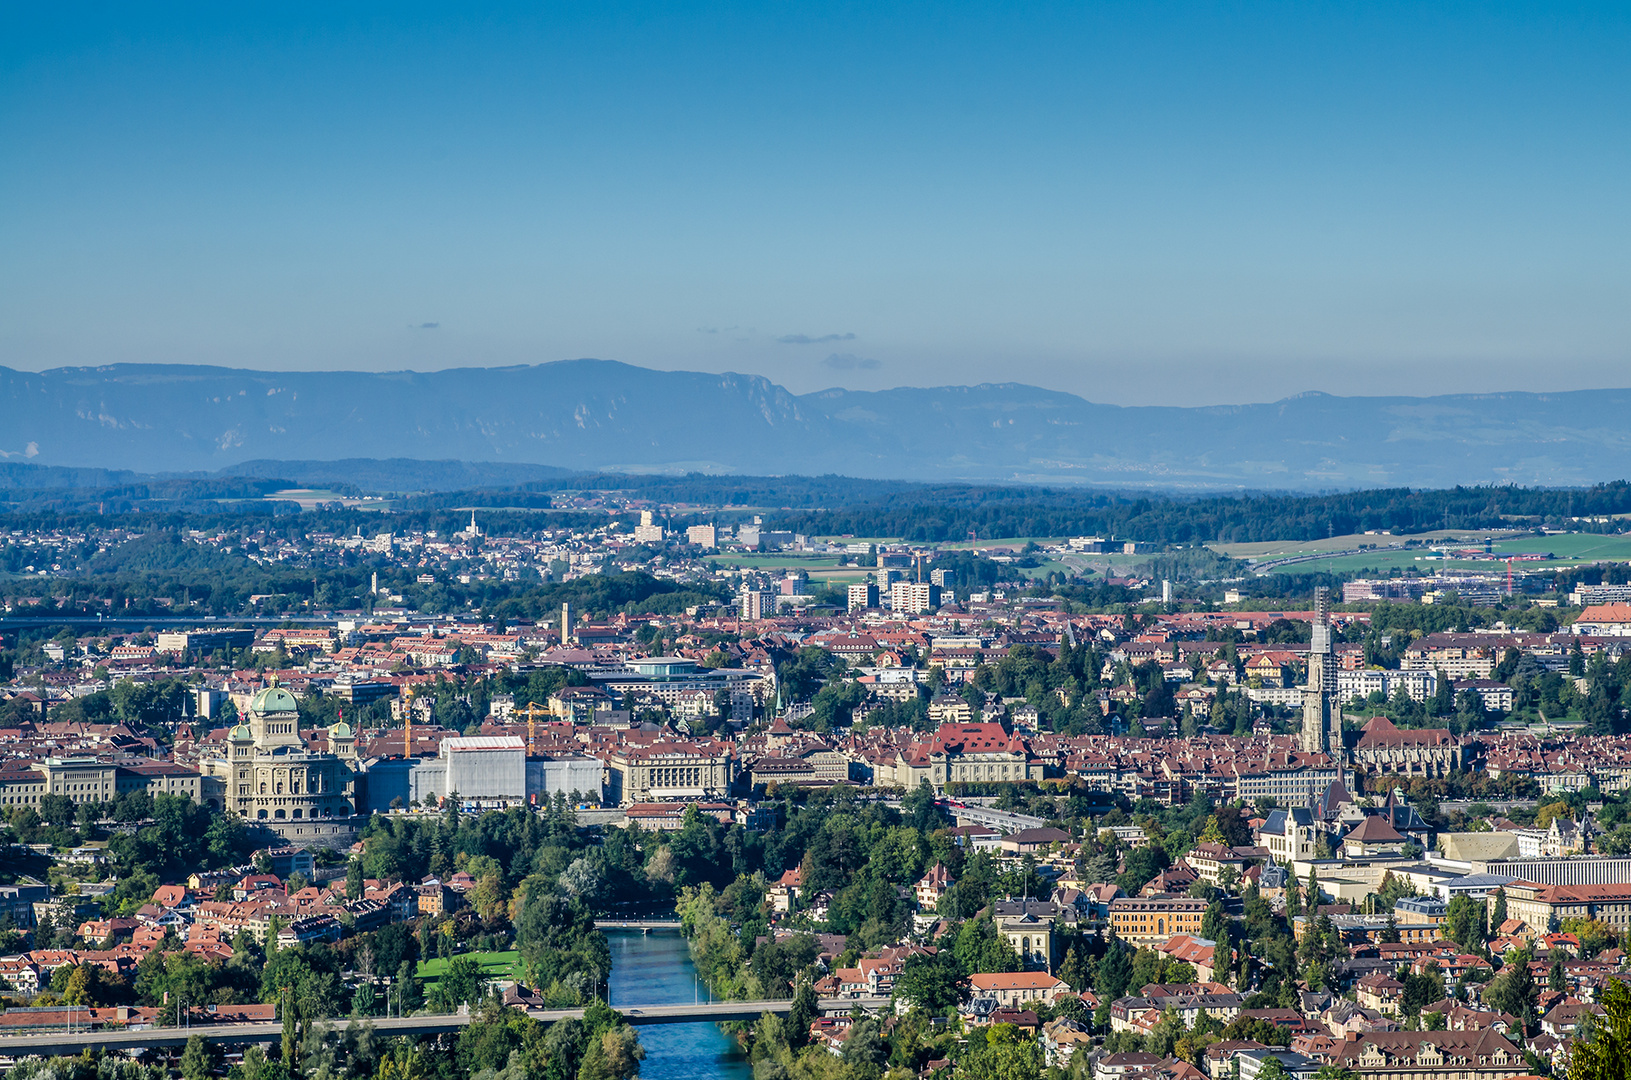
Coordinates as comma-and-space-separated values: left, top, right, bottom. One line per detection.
514, 701, 552, 757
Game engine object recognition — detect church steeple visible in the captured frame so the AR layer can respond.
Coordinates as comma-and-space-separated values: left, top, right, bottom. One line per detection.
1301, 587, 1340, 759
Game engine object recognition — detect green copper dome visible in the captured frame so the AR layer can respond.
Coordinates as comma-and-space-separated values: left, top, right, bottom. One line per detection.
249, 686, 299, 715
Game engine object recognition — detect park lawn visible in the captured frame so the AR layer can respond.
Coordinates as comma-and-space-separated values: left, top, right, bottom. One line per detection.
417, 950, 524, 986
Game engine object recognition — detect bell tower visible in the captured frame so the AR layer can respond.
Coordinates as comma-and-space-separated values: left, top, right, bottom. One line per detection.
1301, 587, 1340, 759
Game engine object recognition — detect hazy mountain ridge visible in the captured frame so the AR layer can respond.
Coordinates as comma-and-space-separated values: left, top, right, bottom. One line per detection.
2, 360, 1628, 489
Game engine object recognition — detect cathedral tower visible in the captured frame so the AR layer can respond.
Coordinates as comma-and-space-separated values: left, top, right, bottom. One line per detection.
1301, 587, 1340, 758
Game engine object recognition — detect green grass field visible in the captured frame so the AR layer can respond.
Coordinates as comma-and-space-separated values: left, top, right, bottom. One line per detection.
1208, 530, 1529, 561
704, 553, 846, 569
938, 537, 1067, 550
417, 950, 523, 985
1016, 560, 1074, 578
264, 489, 394, 511
806, 569, 875, 583
1498, 533, 1631, 560
1271, 551, 1483, 576
1238, 532, 1631, 576
703, 553, 877, 585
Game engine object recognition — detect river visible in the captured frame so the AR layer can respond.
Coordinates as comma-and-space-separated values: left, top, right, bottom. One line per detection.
606, 929, 753, 1080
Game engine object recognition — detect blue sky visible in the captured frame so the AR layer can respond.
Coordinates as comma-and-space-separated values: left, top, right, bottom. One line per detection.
1, 2, 1627, 405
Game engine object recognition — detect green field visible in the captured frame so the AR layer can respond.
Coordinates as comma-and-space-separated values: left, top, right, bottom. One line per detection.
704, 553, 845, 569
1209, 530, 1529, 561
1272, 551, 1489, 576
938, 537, 1067, 550
417, 950, 523, 985
1498, 534, 1631, 561
807, 569, 875, 582
1016, 560, 1074, 579
703, 553, 876, 584
1222, 532, 1631, 577
265, 489, 392, 511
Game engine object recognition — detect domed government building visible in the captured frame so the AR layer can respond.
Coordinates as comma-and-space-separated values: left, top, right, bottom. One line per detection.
201, 682, 362, 848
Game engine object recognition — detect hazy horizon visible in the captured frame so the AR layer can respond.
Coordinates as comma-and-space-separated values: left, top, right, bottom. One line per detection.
10, 356, 1631, 411
4, 3, 1628, 407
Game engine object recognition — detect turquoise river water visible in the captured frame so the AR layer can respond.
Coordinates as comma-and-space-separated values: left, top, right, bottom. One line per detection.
606, 929, 753, 1080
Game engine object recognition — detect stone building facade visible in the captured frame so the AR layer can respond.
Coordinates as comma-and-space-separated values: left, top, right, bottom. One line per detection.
1328, 1029, 1526, 1080
927, 723, 1043, 788
202, 685, 359, 847
600, 740, 736, 805
1350, 717, 1462, 778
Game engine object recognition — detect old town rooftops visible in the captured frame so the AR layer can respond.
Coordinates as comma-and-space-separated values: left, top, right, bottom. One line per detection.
928, 723, 1028, 756
1355, 716, 1458, 748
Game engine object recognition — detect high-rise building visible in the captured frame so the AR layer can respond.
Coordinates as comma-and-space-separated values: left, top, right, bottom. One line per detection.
1301, 587, 1340, 758
876, 568, 899, 590
686, 524, 717, 547
891, 581, 941, 614
848, 583, 879, 612
739, 588, 777, 620
633, 510, 665, 544
1161, 579, 1173, 604
930, 568, 956, 589
561, 602, 574, 646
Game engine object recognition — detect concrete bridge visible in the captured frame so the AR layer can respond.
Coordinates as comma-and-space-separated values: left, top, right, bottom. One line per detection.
944, 803, 1046, 834
597, 919, 683, 931
0, 998, 890, 1059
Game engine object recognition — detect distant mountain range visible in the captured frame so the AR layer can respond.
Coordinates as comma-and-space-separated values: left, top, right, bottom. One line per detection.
2, 359, 1628, 490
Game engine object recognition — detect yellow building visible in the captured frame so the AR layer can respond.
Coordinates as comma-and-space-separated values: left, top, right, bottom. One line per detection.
1495, 880, 1631, 934
1109, 897, 1207, 946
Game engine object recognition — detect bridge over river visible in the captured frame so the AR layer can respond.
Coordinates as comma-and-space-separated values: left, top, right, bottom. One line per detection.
595, 919, 683, 931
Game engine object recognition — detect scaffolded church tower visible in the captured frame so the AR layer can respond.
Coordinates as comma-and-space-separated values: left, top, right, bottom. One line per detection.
1301, 587, 1341, 759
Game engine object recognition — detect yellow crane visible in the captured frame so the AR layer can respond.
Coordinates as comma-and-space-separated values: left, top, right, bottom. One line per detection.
514, 701, 552, 757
